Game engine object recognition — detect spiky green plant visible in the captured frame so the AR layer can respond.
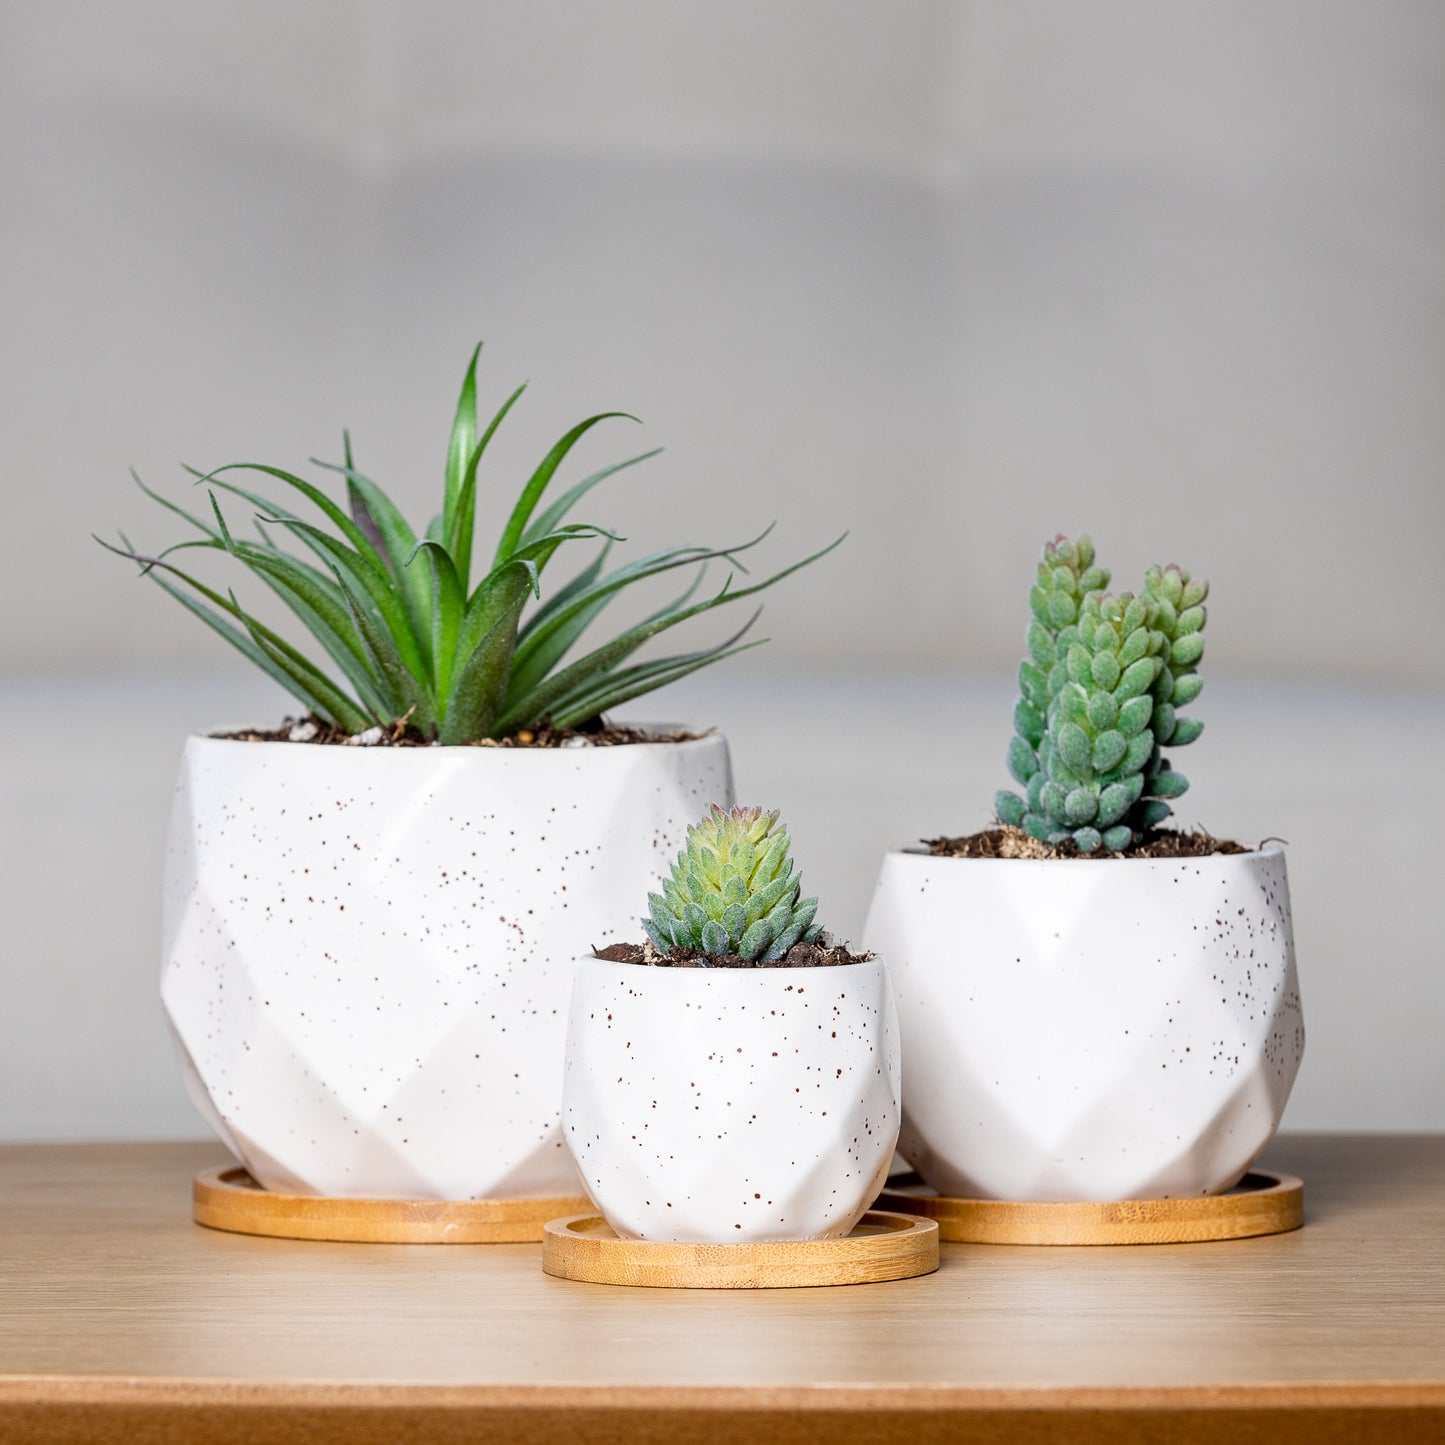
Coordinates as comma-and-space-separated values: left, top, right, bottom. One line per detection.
995, 535, 1208, 853
99, 346, 841, 744
643, 805, 822, 962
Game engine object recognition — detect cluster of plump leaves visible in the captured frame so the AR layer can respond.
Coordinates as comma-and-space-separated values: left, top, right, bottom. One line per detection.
996, 535, 1208, 853
643, 805, 822, 963
100, 345, 840, 743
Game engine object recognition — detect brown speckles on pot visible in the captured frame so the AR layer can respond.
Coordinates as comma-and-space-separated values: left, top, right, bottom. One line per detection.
161, 730, 734, 1200
863, 847, 1304, 1202
562, 956, 900, 1242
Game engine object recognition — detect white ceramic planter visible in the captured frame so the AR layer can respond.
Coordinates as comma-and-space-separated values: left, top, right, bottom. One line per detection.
161, 731, 732, 1200
562, 955, 900, 1242
861, 848, 1304, 1202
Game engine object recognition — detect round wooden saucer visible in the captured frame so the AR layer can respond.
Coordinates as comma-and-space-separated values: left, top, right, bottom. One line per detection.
874, 1170, 1303, 1246
193, 1166, 592, 1244
540, 1209, 938, 1289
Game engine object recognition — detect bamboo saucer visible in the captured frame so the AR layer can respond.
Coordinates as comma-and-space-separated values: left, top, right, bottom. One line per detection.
541, 1210, 939, 1288
193, 1166, 592, 1244
875, 1170, 1304, 1246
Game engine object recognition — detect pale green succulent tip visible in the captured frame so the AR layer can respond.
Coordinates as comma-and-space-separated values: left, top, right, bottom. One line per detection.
644, 804, 823, 961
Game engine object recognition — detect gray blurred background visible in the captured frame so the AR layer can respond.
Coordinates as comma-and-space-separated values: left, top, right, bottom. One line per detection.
2, 1, 1442, 1139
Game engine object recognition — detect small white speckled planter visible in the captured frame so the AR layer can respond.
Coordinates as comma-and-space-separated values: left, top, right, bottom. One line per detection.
861, 848, 1304, 1203
562, 955, 901, 1242
161, 730, 732, 1200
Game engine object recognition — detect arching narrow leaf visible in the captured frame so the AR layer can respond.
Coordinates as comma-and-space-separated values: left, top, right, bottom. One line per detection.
448, 380, 526, 587
442, 342, 481, 553
509, 532, 776, 682
492, 413, 638, 567
314, 449, 434, 665
190, 463, 382, 567
263, 516, 429, 685
518, 622, 766, 734
498, 531, 844, 731
519, 447, 662, 548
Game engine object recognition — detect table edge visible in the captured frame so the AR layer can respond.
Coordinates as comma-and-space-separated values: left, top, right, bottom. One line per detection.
3, 1378, 1444, 1412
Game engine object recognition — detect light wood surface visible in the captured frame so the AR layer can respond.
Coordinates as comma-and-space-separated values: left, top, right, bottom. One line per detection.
541, 1210, 938, 1288
876, 1169, 1304, 1245
193, 1165, 590, 1244
2, 1136, 1442, 1443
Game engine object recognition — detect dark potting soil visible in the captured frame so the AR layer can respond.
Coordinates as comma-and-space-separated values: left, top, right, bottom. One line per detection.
213, 714, 704, 749
593, 937, 870, 969
924, 825, 1251, 861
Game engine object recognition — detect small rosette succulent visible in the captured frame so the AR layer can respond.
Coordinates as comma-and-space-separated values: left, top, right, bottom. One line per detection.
643, 805, 822, 962
996, 535, 1208, 854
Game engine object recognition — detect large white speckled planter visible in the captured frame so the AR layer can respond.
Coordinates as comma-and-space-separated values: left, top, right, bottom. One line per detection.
161, 730, 732, 1200
861, 848, 1304, 1202
562, 955, 900, 1242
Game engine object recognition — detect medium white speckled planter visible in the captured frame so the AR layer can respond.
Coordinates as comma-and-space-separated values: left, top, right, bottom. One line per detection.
861, 848, 1304, 1203
161, 730, 732, 1200
562, 955, 900, 1242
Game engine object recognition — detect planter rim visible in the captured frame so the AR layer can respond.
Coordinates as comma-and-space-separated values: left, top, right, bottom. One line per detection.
575, 952, 884, 981
879, 842, 1283, 867
183, 724, 723, 758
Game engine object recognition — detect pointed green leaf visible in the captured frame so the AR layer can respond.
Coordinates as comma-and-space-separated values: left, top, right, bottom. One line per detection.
340, 433, 387, 556
130, 469, 222, 539
493, 413, 638, 566
520, 447, 662, 548
229, 594, 375, 734
192, 463, 382, 566
501, 600, 762, 736
510, 542, 731, 679
96, 535, 371, 728
329, 566, 434, 732
407, 539, 466, 704
720, 901, 747, 939
641, 919, 671, 953
138, 565, 338, 722
546, 638, 768, 732
449, 379, 527, 587
737, 917, 773, 958
201, 527, 396, 718
499, 533, 843, 733
443, 343, 481, 559
263, 516, 428, 684
313, 451, 434, 669
516, 540, 613, 643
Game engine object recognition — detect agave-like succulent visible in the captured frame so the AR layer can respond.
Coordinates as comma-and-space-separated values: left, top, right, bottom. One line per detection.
99, 346, 841, 744
996, 534, 1208, 853
643, 805, 822, 962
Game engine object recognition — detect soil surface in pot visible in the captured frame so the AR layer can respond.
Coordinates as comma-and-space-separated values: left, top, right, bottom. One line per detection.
214, 713, 704, 749
924, 825, 1249, 861
593, 937, 870, 969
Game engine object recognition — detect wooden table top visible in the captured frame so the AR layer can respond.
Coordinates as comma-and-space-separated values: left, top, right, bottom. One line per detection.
2, 1135, 1442, 1443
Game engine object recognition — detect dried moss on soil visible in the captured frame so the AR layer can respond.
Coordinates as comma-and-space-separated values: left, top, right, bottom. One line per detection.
925, 825, 1251, 860
594, 938, 870, 969
214, 714, 703, 749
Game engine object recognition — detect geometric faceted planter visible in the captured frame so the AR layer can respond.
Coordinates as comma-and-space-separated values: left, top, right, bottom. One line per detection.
562, 954, 901, 1242
162, 730, 732, 1201
861, 847, 1304, 1203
